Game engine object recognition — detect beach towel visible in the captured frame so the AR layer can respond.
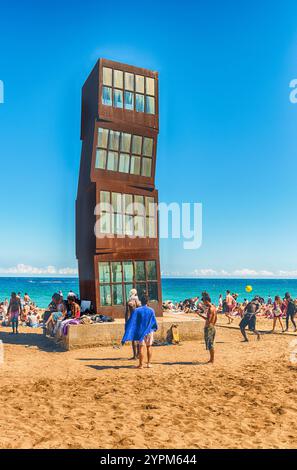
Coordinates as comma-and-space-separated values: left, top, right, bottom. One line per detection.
121, 305, 158, 344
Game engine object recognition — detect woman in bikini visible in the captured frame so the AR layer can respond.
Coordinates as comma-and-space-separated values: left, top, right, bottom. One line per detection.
271, 295, 285, 332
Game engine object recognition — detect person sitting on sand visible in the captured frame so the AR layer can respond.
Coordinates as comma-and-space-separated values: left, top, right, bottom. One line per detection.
122, 293, 158, 369
196, 291, 217, 364
126, 288, 141, 360
271, 295, 285, 333
239, 296, 261, 342
45, 293, 66, 336
68, 297, 81, 319
7, 292, 22, 335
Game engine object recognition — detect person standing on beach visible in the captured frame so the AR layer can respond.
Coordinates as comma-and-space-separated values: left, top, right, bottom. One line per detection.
283, 293, 297, 332
122, 294, 158, 369
239, 296, 261, 342
126, 288, 141, 360
7, 292, 22, 335
197, 292, 217, 364
225, 290, 235, 324
271, 295, 285, 333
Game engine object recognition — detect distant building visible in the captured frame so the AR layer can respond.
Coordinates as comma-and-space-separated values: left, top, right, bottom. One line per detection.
76, 59, 162, 318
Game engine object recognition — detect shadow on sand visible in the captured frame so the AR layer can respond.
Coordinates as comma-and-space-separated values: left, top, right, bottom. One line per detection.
0, 329, 64, 353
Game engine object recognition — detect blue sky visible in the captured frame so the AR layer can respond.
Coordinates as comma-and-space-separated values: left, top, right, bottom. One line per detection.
1, 0, 297, 277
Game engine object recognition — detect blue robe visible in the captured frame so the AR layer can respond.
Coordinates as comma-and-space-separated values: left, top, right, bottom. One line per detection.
122, 305, 158, 344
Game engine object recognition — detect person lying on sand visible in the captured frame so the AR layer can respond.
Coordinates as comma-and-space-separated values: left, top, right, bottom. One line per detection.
196, 291, 217, 364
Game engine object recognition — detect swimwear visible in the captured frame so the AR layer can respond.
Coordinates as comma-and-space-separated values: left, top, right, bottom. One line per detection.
204, 325, 216, 350
138, 332, 154, 346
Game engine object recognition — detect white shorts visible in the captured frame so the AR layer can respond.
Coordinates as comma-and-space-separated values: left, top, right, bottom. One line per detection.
138, 332, 154, 346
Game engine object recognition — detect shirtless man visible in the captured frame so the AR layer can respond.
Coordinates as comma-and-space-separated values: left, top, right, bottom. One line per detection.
197, 291, 217, 364
239, 296, 261, 342
225, 290, 235, 324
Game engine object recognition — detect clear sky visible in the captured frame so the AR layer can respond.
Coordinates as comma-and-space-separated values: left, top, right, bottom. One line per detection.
1, 0, 297, 277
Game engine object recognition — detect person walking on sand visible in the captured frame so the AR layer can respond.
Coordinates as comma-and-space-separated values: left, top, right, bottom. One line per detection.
122, 294, 158, 369
197, 291, 217, 364
126, 288, 141, 360
225, 290, 235, 324
283, 292, 297, 332
271, 295, 285, 333
7, 292, 22, 335
239, 296, 261, 342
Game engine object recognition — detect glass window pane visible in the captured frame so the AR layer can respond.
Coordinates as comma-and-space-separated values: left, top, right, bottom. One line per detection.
99, 212, 111, 234
135, 75, 144, 93
112, 213, 123, 234
124, 91, 134, 110
114, 69, 123, 88
146, 216, 156, 238
100, 285, 112, 306
143, 137, 153, 157
99, 262, 110, 283
134, 195, 145, 215
102, 86, 112, 106
111, 192, 122, 212
135, 261, 146, 281
146, 261, 157, 280
100, 191, 110, 204
121, 132, 131, 152
124, 72, 134, 91
146, 77, 155, 96
95, 149, 107, 169
119, 153, 130, 173
148, 282, 158, 301
111, 262, 122, 282
124, 194, 133, 214
109, 130, 120, 150
132, 135, 142, 154
134, 195, 144, 205
135, 283, 146, 298
123, 261, 133, 282
107, 151, 118, 171
135, 94, 144, 112
124, 214, 134, 235
145, 196, 155, 216
124, 283, 134, 302
102, 67, 112, 86
112, 284, 123, 305
134, 216, 145, 237
146, 96, 155, 114
98, 128, 109, 148
142, 157, 152, 177
114, 89, 123, 108
130, 156, 141, 175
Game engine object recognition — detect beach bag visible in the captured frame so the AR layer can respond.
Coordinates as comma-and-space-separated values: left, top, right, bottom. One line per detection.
166, 324, 180, 344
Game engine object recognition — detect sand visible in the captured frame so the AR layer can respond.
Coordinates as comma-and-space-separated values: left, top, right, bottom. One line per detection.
1, 317, 297, 449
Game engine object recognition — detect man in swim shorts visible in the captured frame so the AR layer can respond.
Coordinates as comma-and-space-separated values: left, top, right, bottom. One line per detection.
197, 291, 217, 364
239, 296, 261, 342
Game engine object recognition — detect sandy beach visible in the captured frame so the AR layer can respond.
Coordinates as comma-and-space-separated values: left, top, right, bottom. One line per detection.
0, 317, 297, 449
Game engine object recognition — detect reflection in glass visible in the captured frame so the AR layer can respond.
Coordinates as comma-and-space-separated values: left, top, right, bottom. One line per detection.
132, 135, 142, 154
123, 261, 133, 282
124, 194, 133, 214
145, 196, 155, 216
136, 283, 146, 298
124, 283, 133, 302
99, 212, 111, 234
146, 96, 155, 114
124, 214, 134, 236
100, 285, 112, 306
146, 216, 156, 238
95, 149, 107, 169
134, 216, 145, 237
102, 67, 112, 86
112, 284, 123, 305
135, 94, 144, 112
146, 77, 155, 95
102, 86, 112, 106
135, 261, 146, 281
114, 69, 123, 88
141, 157, 152, 177
143, 137, 153, 157
111, 192, 122, 213
107, 151, 118, 171
112, 213, 123, 235
130, 156, 141, 175
121, 132, 131, 152
98, 128, 109, 148
135, 75, 144, 93
114, 89, 123, 108
148, 282, 158, 301
99, 262, 110, 283
124, 72, 134, 91
109, 130, 120, 150
100, 191, 110, 204
119, 153, 130, 173
124, 91, 134, 110
146, 261, 157, 280
111, 262, 122, 282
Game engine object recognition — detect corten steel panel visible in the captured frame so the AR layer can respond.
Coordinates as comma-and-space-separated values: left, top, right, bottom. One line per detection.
76, 58, 162, 318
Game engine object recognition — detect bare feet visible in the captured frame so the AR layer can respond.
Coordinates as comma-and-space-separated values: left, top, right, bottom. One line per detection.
147, 363, 153, 368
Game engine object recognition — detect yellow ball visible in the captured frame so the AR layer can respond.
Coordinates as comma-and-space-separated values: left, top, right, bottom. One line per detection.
245, 285, 253, 293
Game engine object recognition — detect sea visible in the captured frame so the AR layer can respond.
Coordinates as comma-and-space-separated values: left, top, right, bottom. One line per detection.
0, 277, 297, 308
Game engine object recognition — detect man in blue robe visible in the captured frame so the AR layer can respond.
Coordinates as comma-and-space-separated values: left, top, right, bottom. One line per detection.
122, 294, 158, 369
